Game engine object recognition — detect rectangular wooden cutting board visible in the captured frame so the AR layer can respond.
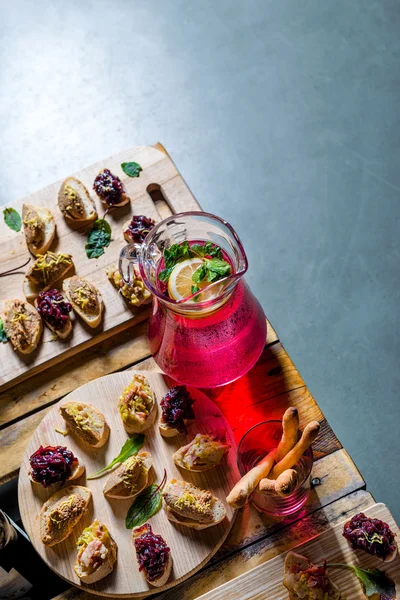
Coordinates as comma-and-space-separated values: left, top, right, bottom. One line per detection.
196, 503, 400, 600
0, 144, 200, 391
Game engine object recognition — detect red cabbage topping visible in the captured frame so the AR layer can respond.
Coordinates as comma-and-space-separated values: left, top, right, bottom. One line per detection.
36, 289, 72, 331
134, 524, 170, 582
343, 512, 396, 560
93, 169, 125, 205
160, 385, 195, 434
29, 445, 76, 487
125, 215, 155, 244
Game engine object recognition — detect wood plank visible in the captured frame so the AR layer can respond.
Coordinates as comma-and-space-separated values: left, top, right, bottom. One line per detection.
51, 490, 374, 600
0, 320, 277, 430
0, 340, 326, 486
0, 143, 202, 391
195, 503, 398, 600
18, 372, 239, 598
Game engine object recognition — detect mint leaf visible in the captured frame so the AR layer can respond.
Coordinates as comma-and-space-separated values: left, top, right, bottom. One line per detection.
3, 208, 22, 232
0, 318, 8, 343
329, 563, 395, 599
192, 263, 207, 283
191, 284, 200, 301
85, 218, 111, 259
121, 161, 142, 178
87, 434, 144, 479
206, 257, 231, 277
126, 483, 162, 529
191, 242, 222, 258
159, 241, 192, 282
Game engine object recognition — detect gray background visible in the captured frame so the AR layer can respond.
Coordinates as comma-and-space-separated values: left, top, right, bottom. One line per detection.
1, 0, 399, 520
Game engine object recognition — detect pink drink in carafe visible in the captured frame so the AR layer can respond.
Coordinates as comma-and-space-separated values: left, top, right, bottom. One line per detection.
120, 212, 267, 387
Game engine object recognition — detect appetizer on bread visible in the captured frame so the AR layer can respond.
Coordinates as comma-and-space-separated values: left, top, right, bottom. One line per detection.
93, 169, 130, 207
35, 289, 72, 339
74, 520, 117, 583
58, 177, 97, 222
23, 251, 74, 301
22, 204, 55, 256
103, 451, 153, 500
343, 512, 397, 562
123, 215, 155, 244
283, 552, 344, 600
163, 479, 226, 530
132, 523, 172, 587
59, 401, 109, 448
119, 374, 157, 434
3, 299, 42, 354
40, 485, 91, 547
29, 445, 84, 488
159, 385, 195, 438
173, 433, 230, 472
63, 276, 103, 328
106, 264, 151, 307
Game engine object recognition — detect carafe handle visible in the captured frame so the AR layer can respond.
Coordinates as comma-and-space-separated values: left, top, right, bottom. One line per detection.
119, 243, 142, 284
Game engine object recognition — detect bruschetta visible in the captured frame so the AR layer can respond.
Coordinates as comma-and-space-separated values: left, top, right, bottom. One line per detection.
163, 479, 226, 530
3, 299, 42, 354
132, 523, 172, 587
23, 251, 74, 301
103, 452, 153, 500
159, 385, 195, 438
40, 485, 91, 547
74, 520, 117, 584
173, 434, 230, 472
29, 445, 84, 488
283, 552, 344, 600
59, 401, 109, 448
22, 204, 56, 256
35, 289, 72, 339
118, 374, 157, 434
58, 177, 97, 222
63, 276, 103, 329
93, 169, 130, 207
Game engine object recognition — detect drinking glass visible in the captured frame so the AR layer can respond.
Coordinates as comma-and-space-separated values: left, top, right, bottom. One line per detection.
237, 420, 313, 517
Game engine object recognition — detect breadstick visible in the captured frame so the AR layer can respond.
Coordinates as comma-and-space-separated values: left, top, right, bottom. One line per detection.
275, 469, 299, 496
270, 421, 320, 479
258, 477, 276, 494
276, 407, 299, 462
227, 449, 276, 508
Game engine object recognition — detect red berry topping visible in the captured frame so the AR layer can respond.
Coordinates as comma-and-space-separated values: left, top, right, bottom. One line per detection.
29, 445, 76, 487
134, 524, 170, 582
343, 512, 396, 560
125, 215, 155, 244
160, 385, 195, 434
93, 169, 125, 206
36, 289, 71, 331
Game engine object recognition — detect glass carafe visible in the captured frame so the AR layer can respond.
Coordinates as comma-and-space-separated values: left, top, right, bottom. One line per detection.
119, 212, 266, 387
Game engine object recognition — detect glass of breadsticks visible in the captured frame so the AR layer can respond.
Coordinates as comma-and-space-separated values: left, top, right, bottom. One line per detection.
234, 409, 317, 516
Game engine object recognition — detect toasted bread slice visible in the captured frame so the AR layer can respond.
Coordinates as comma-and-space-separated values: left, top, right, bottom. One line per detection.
283, 552, 344, 599
29, 456, 85, 486
22, 204, 56, 256
58, 177, 97, 222
23, 252, 74, 301
3, 299, 43, 354
74, 520, 117, 584
118, 374, 157, 434
163, 478, 226, 530
63, 276, 103, 329
59, 401, 109, 448
132, 523, 172, 587
158, 421, 181, 438
40, 485, 91, 547
103, 452, 153, 500
173, 434, 230, 472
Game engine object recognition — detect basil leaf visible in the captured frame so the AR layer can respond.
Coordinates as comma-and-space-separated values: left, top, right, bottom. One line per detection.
85, 219, 112, 259
87, 434, 145, 479
125, 484, 162, 529
3, 208, 22, 232
0, 318, 9, 343
121, 162, 142, 178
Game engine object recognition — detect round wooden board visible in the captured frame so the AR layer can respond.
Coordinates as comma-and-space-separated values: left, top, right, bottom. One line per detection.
18, 371, 239, 598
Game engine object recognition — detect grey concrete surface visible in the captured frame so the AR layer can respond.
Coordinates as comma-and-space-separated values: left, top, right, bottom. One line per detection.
1, 0, 399, 522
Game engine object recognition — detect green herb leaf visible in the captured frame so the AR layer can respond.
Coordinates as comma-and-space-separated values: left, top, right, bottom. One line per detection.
159, 241, 192, 281
329, 563, 396, 599
121, 162, 142, 178
192, 257, 231, 286
125, 483, 162, 529
192, 263, 207, 283
3, 208, 22, 232
191, 284, 200, 301
85, 219, 112, 259
0, 318, 9, 343
87, 434, 145, 479
191, 242, 222, 258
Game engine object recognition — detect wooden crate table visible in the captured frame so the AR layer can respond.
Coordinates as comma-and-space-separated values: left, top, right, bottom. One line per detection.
0, 145, 377, 600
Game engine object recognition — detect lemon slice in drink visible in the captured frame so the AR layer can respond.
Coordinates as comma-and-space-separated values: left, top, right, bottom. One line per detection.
168, 258, 221, 302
